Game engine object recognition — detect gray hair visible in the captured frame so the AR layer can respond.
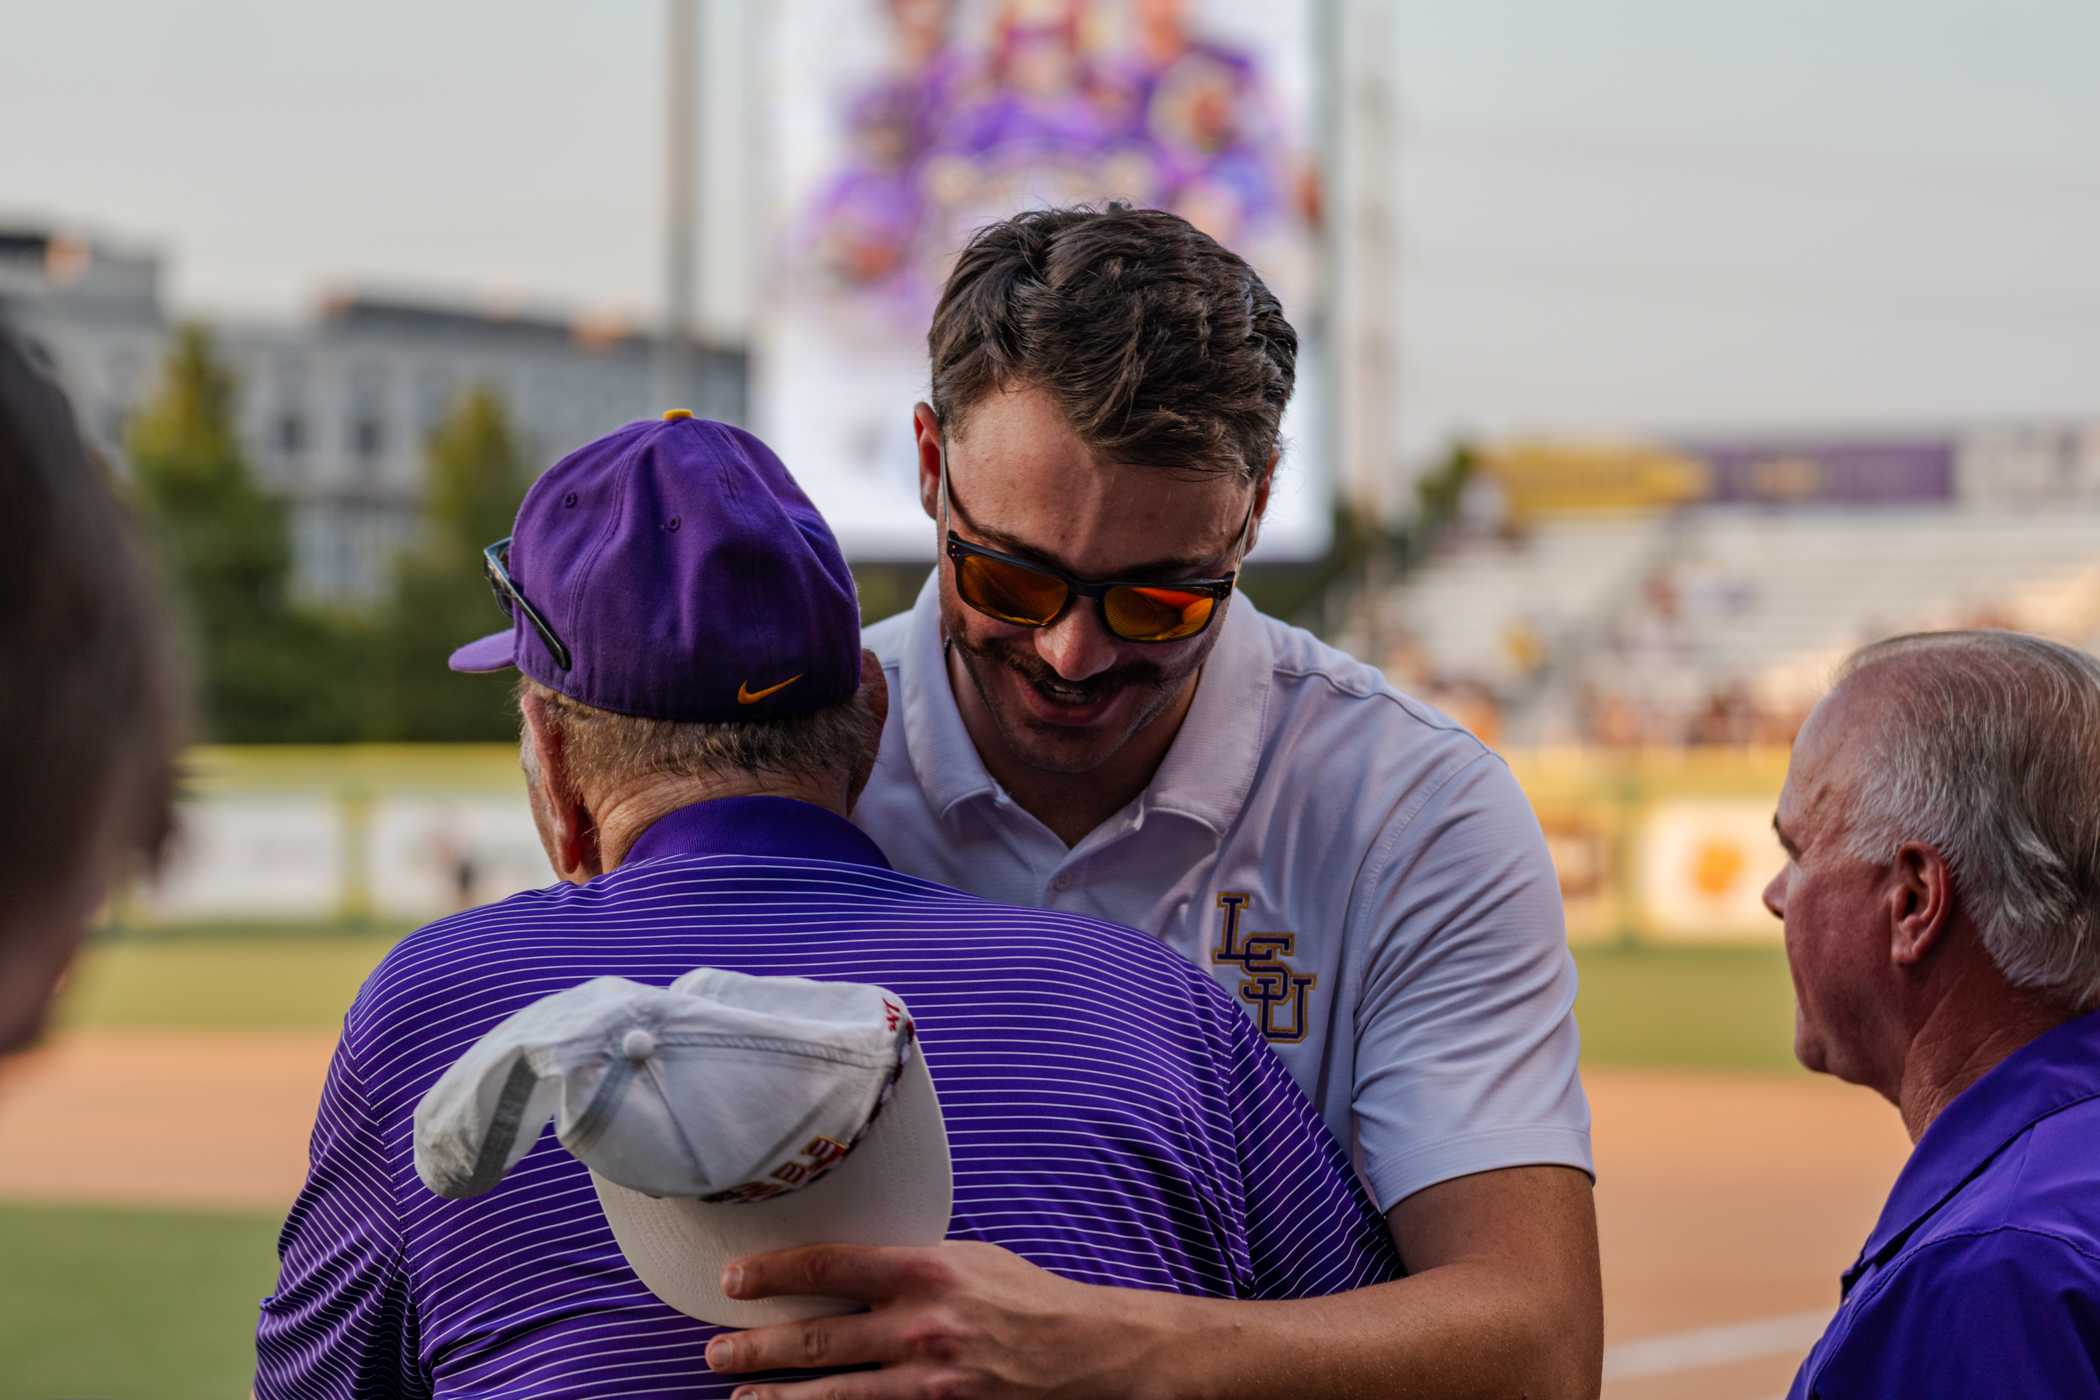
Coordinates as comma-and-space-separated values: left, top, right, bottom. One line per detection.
519, 678, 876, 804
1835, 630, 2100, 1011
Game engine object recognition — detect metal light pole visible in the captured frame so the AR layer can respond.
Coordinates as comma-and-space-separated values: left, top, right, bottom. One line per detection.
1325, 0, 1401, 525
658, 0, 699, 411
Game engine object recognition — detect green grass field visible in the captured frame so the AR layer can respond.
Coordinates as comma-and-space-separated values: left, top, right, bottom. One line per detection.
1572, 943, 1801, 1072
59, 927, 1804, 1069
5, 930, 1802, 1396
56, 925, 404, 1034
0, 1200, 281, 1400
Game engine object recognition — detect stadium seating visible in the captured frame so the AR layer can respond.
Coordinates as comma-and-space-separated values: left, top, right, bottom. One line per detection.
1372, 505, 2100, 744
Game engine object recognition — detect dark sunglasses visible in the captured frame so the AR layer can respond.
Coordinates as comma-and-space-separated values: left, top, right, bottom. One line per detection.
482, 536, 573, 671
939, 447, 1252, 644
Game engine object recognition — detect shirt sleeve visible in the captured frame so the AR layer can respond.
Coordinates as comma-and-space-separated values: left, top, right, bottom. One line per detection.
255, 1030, 424, 1399
1806, 1230, 2100, 1397
1351, 751, 1593, 1211
1207, 976, 1404, 1299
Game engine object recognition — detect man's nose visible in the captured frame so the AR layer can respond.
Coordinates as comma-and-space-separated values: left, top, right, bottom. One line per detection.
1034, 602, 1118, 682
1762, 867, 1786, 921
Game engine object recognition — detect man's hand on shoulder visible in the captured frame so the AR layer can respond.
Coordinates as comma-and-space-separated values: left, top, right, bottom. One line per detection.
705, 1240, 1178, 1400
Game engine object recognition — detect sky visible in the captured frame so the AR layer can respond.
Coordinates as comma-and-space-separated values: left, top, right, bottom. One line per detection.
5, 0, 2096, 462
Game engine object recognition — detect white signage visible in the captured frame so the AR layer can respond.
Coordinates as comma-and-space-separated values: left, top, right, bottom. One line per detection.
368, 797, 552, 919
144, 796, 343, 921
1635, 799, 1785, 943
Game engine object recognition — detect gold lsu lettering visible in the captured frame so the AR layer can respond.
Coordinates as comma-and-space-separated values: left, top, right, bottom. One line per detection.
1212, 892, 1318, 1044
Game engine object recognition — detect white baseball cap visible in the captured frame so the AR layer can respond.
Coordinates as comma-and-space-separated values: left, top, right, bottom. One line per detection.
412, 967, 951, 1327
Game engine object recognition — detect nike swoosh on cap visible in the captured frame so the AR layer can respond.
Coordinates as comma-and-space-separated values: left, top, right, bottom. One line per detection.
737, 675, 803, 705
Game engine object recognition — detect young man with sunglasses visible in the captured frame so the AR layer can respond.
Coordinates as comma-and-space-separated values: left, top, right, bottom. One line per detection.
706, 209, 1603, 1397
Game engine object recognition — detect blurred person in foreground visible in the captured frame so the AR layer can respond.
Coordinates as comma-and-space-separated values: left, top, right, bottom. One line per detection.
712, 205, 1601, 1398
0, 325, 181, 1056
1770, 630, 2100, 1397
254, 413, 1400, 1398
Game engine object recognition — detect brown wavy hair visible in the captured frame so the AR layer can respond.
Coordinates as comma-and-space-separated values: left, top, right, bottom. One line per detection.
927, 204, 1297, 482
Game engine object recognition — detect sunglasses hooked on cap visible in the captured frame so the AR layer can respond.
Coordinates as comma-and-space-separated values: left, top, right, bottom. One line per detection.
450, 411, 862, 723
482, 536, 570, 671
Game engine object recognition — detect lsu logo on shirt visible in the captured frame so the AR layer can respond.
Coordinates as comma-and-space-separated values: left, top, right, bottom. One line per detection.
1212, 892, 1317, 1044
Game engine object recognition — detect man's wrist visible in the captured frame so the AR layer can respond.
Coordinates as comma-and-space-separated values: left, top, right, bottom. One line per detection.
1106, 1291, 1250, 1400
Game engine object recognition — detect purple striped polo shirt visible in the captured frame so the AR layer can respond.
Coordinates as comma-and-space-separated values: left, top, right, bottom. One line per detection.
257, 797, 1401, 1398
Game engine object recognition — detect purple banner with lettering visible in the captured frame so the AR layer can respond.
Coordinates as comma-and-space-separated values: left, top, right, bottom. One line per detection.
1676, 437, 1956, 505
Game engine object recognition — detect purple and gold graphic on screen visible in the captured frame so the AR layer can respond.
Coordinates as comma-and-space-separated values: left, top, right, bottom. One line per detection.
759, 0, 1328, 560
799, 0, 1314, 329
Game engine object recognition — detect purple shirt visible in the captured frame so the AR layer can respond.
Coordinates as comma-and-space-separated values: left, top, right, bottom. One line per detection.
1788, 1009, 2100, 1398
257, 797, 1401, 1398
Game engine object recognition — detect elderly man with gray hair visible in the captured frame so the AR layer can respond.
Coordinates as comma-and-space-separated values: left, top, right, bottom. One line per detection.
1770, 629, 2100, 1398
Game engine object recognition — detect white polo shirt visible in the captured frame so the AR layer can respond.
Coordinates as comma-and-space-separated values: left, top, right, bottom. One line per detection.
855, 576, 1592, 1212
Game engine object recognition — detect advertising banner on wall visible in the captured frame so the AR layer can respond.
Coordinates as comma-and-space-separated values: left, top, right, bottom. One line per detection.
1483, 435, 1966, 519
368, 798, 551, 921
753, 0, 1331, 561
141, 796, 344, 922
1956, 423, 2100, 503
1635, 798, 1784, 943
128, 748, 1808, 941
1680, 436, 1957, 506
1533, 807, 1618, 944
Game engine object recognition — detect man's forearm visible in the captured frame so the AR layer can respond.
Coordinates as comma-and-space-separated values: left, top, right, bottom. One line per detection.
706, 1265, 1590, 1400
1133, 1165, 1603, 1400
708, 1168, 1602, 1400
1123, 1260, 1596, 1400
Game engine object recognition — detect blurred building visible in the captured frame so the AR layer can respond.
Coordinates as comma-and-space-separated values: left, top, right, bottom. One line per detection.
0, 223, 745, 604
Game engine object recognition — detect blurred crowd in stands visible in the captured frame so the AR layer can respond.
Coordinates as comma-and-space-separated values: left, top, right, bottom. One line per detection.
1355, 507, 2099, 752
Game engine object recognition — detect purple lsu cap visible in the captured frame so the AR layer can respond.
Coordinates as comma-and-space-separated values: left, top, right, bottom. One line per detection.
450, 412, 860, 723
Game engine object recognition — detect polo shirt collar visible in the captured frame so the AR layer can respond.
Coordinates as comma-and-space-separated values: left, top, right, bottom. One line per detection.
898, 573, 1002, 819
895, 570, 1273, 836
1142, 585, 1272, 833
1846, 1008, 2100, 1290
623, 795, 892, 870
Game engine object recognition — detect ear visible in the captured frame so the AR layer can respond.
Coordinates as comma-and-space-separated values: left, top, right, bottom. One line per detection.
913, 402, 944, 523
1242, 450, 1278, 560
844, 648, 891, 813
1889, 840, 1955, 968
519, 690, 603, 884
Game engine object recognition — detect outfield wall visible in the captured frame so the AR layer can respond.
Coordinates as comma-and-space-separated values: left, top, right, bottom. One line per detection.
130, 747, 534, 928
1512, 748, 1790, 944
122, 745, 1793, 944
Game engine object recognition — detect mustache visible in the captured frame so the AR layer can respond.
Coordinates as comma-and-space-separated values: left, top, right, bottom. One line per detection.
957, 631, 1167, 703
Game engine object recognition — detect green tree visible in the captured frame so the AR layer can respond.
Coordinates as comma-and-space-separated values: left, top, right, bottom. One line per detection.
127, 325, 288, 634
422, 388, 530, 560
365, 387, 527, 741
128, 325, 359, 741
